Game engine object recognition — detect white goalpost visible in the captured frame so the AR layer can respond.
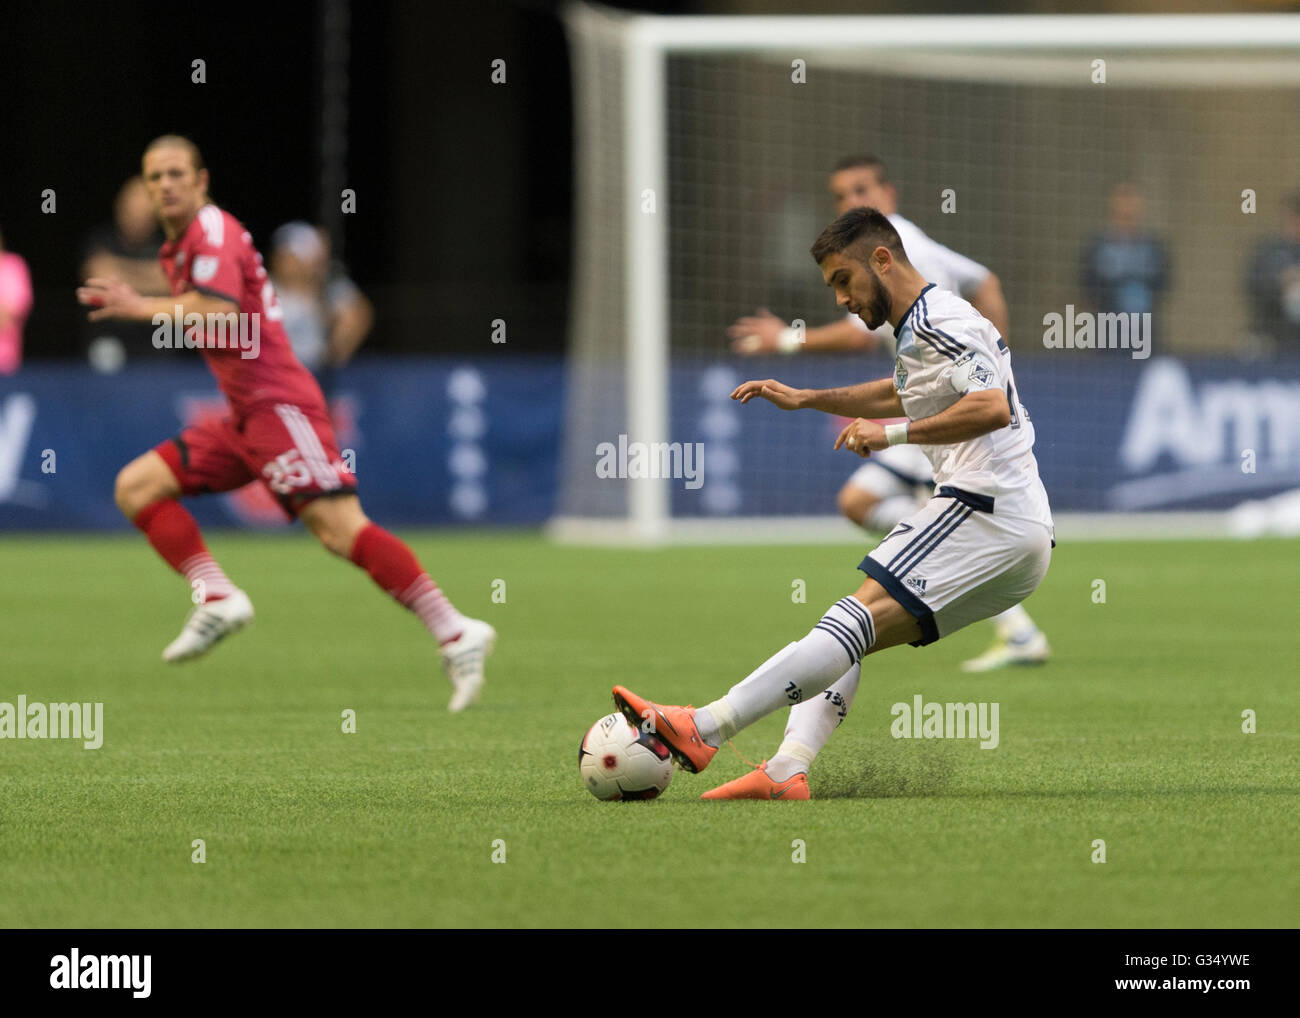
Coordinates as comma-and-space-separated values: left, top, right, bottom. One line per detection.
551, 4, 1300, 545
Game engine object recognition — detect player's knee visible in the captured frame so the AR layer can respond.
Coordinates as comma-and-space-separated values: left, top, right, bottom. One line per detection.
114, 461, 161, 519
314, 523, 353, 557
837, 484, 876, 524
113, 468, 133, 517
302, 498, 368, 557
850, 579, 923, 651
304, 513, 346, 556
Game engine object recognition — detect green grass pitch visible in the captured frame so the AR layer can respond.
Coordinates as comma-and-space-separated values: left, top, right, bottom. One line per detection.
1, 530, 1296, 928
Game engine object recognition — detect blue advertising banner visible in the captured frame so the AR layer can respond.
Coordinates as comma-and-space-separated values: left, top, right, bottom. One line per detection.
668, 355, 1300, 516
3, 355, 1297, 529
0, 358, 563, 530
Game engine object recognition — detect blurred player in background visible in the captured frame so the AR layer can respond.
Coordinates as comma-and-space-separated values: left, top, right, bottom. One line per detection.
619, 207, 1054, 799
76, 135, 494, 712
1080, 182, 1169, 345
269, 220, 373, 399
80, 177, 171, 371
1246, 190, 1300, 351
0, 225, 33, 376
729, 155, 1047, 672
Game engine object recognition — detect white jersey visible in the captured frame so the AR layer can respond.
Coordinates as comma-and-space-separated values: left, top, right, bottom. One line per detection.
892, 284, 1052, 531
848, 213, 990, 352
889, 213, 990, 295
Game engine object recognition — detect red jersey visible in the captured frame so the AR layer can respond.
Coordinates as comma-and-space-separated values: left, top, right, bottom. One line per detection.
159, 204, 326, 418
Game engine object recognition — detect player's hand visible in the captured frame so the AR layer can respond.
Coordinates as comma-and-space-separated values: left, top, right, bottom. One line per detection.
77, 277, 146, 321
834, 418, 887, 457
730, 378, 807, 410
727, 308, 786, 353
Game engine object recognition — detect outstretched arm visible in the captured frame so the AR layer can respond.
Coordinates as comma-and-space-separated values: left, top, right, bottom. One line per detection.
728, 308, 881, 354
731, 376, 902, 418
835, 388, 1011, 456
77, 277, 238, 322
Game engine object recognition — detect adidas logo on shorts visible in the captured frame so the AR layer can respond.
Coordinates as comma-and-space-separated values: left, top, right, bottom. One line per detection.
904, 576, 928, 596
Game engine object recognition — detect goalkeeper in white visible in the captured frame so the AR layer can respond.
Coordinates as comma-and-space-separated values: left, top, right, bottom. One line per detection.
613, 207, 1054, 799
729, 154, 1048, 672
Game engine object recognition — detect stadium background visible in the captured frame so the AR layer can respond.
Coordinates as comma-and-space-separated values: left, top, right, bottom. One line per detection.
2, 0, 1298, 530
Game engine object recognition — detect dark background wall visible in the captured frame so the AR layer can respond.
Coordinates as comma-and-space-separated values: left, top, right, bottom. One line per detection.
1, 0, 1273, 362
0, 0, 583, 359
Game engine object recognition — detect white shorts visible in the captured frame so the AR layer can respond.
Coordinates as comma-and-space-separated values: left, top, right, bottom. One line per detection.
859, 487, 1053, 646
846, 444, 934, 499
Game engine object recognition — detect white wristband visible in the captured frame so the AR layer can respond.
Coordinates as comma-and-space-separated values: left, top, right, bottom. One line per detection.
776, 326, 802, 353
885, 422, 910, 446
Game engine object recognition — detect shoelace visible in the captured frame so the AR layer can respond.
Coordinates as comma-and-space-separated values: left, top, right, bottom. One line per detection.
184, 604, 224, 634
444, 647, 483, 679
726, 739, 762, 770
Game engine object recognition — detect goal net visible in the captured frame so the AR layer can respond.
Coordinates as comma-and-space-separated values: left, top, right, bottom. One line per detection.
553, 5, 1300, 543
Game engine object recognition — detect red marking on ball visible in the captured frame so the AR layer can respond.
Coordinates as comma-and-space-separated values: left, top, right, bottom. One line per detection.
602, 754, 618, 770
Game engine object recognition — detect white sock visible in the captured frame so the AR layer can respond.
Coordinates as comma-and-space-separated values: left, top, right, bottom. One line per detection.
179, 552, 236, 603
865, 494, 918, 532
400, 574, 467, 645
767, 662, 861, 781
992, 603, 1037, 642
695, 597, 875, 748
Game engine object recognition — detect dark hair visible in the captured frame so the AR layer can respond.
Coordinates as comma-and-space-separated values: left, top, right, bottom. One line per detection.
810, 206, 908, 265
831, 154, 888, 182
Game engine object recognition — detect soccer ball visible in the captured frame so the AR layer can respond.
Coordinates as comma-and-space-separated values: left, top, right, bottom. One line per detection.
579, 713, 673, 801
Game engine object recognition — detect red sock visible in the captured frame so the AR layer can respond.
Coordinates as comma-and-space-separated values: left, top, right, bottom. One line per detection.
349, 522, 466, 644
133, 499, 235, 602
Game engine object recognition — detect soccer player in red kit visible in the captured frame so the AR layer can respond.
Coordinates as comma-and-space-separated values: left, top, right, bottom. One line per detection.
77, 135, 495, 712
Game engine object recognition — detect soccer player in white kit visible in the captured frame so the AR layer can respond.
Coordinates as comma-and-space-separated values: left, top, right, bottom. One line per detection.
615, 207, 1054, 799
729, 155, 1048, 672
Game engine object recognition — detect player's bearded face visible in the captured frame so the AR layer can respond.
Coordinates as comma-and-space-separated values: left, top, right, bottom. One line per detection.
854, 261, 891, 329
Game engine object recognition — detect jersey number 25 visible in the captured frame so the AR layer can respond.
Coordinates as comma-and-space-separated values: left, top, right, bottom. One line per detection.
262, 450, 312, 494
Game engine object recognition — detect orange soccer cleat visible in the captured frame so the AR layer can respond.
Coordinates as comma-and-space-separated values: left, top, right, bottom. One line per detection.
611, 686, 717, 774
701, 761, 810, 801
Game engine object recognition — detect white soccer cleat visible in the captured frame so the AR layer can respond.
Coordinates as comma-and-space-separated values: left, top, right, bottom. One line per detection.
960, 630, 1050, 673
162, 589, 255, 663
442, 617, 496, 713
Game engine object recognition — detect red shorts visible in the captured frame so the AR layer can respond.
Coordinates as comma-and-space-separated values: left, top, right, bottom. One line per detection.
156, 402, 357, 517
